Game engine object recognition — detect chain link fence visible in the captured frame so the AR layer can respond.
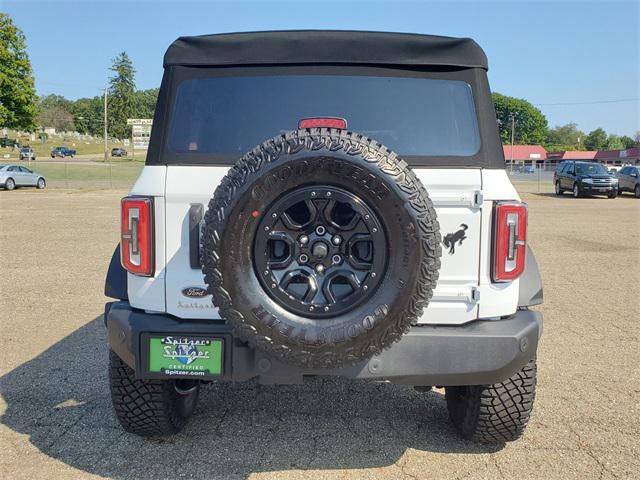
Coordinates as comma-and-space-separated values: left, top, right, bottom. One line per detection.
1, 160, 144, 190
0, 159, 578, 194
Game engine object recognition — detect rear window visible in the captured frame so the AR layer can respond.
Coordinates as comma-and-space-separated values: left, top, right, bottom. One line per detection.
168, 75, 480, 157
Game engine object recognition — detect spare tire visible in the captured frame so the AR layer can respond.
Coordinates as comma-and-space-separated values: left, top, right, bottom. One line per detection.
201, 129, 441, 368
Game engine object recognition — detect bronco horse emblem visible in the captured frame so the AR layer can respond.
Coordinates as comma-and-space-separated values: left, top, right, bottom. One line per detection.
442, 224, 468, 255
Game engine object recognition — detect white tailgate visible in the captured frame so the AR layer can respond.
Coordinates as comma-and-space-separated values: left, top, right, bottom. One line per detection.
162, 166, 510, 325
415, 169, 482, 325
164, 166, 228, 318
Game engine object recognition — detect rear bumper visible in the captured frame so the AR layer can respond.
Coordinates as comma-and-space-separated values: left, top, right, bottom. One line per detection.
105, 301, 542, 386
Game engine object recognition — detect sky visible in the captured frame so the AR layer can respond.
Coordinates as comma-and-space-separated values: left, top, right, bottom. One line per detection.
4, 0, 639, 137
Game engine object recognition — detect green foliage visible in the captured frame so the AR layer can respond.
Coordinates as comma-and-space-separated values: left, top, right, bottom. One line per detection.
492, 92, 548, 145
134, 88, 159, 119
72, 96, 104, 136
37, 94, 75, 132
605, 134, 625, 150
584, 128, 608, 151
0, 13, 38, 131
620, 135, 637, 149
108, 52, 136, 139
545, 123, 586, 151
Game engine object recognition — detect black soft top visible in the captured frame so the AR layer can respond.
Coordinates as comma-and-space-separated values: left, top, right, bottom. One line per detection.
164, 30, 488, 70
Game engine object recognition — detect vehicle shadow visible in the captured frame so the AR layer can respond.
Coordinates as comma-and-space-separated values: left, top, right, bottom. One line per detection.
0, 317, 501, 479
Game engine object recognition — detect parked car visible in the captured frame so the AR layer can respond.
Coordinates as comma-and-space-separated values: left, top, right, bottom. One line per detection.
51, 146, 76, 158
19, 147, 36, 161
617, 165, 640, 197
0, 164, 46, 190
104, 31, 543, 443
554, 160, 618, 198
111, 148, 127, 157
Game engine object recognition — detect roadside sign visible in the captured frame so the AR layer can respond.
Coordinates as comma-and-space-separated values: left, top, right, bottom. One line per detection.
127, 118, 153, 153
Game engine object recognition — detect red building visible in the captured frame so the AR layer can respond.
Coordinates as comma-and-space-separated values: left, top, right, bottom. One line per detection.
546, 150, 597, 161
502, 145, 547, 166
594, 148, 640, 167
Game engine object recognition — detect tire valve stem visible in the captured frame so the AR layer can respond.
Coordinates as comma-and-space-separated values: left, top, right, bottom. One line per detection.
300, 235, 309, 245
316, 264, 325, 274
332, 235, 341, 245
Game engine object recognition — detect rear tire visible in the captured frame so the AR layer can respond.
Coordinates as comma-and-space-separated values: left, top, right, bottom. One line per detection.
554, 181, 563, 195
37, 178, 46, 189
635, 185, 640, 198
109, 350, 200, 437
607, 191, 617, 199
5, 178, 15, 190
445, 359, 537, 444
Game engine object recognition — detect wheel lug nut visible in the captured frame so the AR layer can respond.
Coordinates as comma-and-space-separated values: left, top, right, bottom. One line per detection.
271, 283, 277, 288
363, 285, 368, 290
332, 255, 341, 264
372, 227, 378, 233
300, 235, 309, 245
311, 191, 317, 197
264, 226, 270, 231
315, 225, 326, 235
299, 254, 308, 263
271, 213, 277, 218
316, 264, 325, 274
324, 306, 329, 312
332, 235, 341, 245
371, 272, 376, 278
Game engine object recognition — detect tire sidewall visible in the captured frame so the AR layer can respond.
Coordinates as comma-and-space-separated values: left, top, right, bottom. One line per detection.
6, 179, 15, 190
555, 181, 561, 195
216, 150, 427, 354
573, 183, 579, 198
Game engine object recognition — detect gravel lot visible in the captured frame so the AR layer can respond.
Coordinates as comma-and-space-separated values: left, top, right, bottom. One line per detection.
0, 188, 638, 480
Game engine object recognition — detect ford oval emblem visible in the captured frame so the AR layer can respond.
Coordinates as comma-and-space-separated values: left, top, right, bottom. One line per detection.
181, 287, 209, 298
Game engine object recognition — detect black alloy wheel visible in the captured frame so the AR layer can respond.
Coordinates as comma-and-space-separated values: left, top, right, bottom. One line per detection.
254, 185, 387, 318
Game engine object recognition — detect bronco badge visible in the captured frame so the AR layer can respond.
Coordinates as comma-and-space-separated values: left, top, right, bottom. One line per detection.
442, 224, 468, 255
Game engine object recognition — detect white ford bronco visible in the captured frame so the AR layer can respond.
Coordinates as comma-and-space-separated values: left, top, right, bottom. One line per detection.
105, 31, 543, 443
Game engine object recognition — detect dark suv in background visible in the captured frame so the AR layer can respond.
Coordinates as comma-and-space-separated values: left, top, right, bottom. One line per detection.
554, 161, 618, 198
617, 165, 640, 198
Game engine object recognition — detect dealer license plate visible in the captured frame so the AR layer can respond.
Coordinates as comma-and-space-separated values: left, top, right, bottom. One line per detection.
148, 336, 223, 377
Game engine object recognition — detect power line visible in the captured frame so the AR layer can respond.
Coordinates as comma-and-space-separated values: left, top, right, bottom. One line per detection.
534, 98, 640, 106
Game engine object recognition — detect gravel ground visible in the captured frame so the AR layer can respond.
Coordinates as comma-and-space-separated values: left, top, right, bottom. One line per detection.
0, 188, 638, 480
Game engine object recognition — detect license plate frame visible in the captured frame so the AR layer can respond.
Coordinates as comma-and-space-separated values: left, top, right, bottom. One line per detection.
141, 334, 224, 380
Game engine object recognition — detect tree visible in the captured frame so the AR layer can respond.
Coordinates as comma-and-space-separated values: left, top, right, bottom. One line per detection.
134, 88, 159, 118
37, 94, 75, 132
545, 122, 586, 150
605, 134, 624, 150
492, 92, 548, 145
620, 135, 637, 149
0, 13, 37, 131
108, 52, 136, 139
584, 128, 608, 151
72, 96, 103, 136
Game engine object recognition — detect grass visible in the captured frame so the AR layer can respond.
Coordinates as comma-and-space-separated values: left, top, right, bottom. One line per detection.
1, 131, 142, 160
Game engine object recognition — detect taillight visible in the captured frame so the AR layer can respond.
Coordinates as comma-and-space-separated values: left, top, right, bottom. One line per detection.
492, 202, 527, 282
121, 196, 154, 276
298, 117, 348, 129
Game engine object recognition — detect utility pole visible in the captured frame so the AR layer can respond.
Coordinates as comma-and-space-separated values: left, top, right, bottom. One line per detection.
509, 112, 518, 173
103, 88, 108, 163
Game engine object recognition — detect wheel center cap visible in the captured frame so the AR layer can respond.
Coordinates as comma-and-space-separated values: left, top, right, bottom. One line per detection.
312, 241, 329, 259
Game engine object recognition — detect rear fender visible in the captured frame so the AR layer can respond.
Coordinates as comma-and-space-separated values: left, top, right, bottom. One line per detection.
518, 246, 543, 307
105, 245, 128, 301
